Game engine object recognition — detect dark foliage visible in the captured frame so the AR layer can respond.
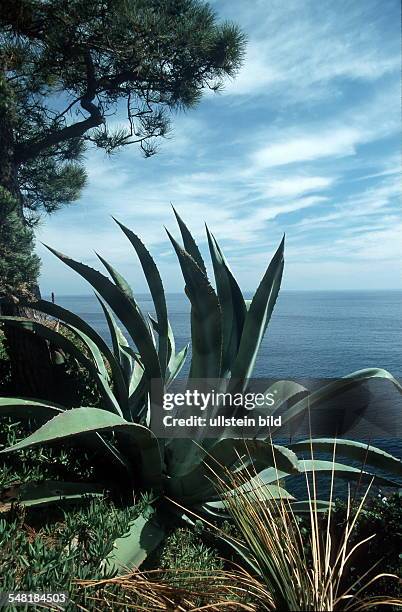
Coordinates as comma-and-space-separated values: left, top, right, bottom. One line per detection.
333, 493, 402, 606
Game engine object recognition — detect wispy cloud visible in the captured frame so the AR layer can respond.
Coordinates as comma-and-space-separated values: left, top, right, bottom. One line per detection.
218, 0, 400, 99
251, 129, 361, 168
37, 0, 401, 293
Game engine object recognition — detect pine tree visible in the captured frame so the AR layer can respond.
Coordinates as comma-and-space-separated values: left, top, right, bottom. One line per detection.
0, 203, 40, 298
0, 0, 245, 245
0, 0, 245, 395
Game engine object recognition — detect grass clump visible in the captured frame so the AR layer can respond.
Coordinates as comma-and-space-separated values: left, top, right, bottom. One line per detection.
202, 455, 402, 611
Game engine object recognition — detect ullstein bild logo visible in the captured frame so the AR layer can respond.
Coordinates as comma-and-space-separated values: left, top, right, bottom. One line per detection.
162, 413, 282, 428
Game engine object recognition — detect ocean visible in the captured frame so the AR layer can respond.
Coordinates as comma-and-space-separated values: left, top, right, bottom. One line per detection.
48, 291, 402, 468
51, 290, 402, 378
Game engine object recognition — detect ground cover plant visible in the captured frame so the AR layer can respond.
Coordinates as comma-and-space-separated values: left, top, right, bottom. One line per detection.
0, 212, 401, 585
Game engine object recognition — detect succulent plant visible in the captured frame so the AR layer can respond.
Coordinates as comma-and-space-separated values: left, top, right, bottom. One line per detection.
1, 210, 401, 573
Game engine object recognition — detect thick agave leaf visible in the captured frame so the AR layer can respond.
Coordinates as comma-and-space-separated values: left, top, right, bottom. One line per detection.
0, 399, 132, 472
256, 457, 400, 488
212, 439, 299, 475
166, 320, 176, 365
0, 481, 104, 513
208, 233, 246, 323
0, 407, 162, 489
194, 479, 294, 505
296, 459, 399, 487
229, 236, 285, 387
166, 344, 189, 385
167, 441, 299, 504
96, 295, 133, 391
206, 227, 246, 376
167, 230, 222, 379
0, 407, 132, 453
30, 300, 120, 380
279, 368, 402, 428
246, 467, 289, 485
172, 206, 208, 277
146, 315, 157, 347
114, 344, 147, 421
128, 358, 145, 396
65, 323, 109, 379
102, 506, 165, 574
118, 344, 143, 368
193, 500, 231, 520
289, 438, 402, 478
128, 378, 147, 424
114, 219, 170, 379
213, 474, 295, 505
251, 380, 309, 440
257, 380, 308, 415
150, 317, 178, 377
0, 397, 63, 422
150, 316, 189, 385
0, 316, 122, 416
229, 483, 294, 502
290, 500, 333, 513
96, 252, 135, 302
28, 299, 129, 411
44, 245, 161, 381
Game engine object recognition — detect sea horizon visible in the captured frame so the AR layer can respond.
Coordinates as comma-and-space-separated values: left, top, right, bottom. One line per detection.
43, 291, 402, 377
45, 288, 402, 297
44, 291, 402, 461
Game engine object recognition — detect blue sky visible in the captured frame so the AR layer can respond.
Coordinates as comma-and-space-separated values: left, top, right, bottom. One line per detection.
37, 0, 401, 294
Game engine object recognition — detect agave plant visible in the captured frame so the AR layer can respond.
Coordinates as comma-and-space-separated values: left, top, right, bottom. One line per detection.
0, 210, 401, 573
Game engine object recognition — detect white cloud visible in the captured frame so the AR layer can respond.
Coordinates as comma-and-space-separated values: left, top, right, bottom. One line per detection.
251, 128, 362, 168
265, 176, 334, 197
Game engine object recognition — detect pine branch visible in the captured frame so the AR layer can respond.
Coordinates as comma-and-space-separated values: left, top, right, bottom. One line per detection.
15, 51, 104, 163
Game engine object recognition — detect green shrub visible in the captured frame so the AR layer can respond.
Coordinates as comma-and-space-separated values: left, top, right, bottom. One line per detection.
158, 525, 223, 577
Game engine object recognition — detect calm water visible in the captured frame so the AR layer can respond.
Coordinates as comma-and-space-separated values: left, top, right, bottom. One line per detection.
47, 291, 402, 466
50, 290, 402, 378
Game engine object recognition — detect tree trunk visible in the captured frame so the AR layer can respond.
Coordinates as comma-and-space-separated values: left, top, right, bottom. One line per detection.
0, 71, 55, 400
